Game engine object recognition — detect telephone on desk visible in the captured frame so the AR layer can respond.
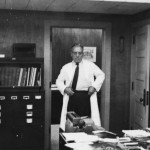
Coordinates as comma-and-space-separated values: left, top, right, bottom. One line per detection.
65, 111, 104, 134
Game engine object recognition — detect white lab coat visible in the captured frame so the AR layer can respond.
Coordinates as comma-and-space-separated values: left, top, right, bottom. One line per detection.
56, 59, 105, 130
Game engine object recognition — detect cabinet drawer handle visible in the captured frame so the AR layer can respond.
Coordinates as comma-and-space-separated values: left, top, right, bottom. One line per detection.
26, 111, 33, 116
35, 95, 41, 100
0, 96, 5, 100
11, 96, 17, 100
26, 104, 33, 110
26, 118, 33, 123
23, 96, 30, 100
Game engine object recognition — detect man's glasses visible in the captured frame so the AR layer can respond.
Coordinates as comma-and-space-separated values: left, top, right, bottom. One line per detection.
72, 52, 83, 55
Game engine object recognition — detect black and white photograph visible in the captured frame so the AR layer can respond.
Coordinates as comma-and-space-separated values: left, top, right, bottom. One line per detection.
0, 0, 150, 150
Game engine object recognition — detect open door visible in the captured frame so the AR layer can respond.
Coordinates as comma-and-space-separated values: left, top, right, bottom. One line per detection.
130, 25, 150, 129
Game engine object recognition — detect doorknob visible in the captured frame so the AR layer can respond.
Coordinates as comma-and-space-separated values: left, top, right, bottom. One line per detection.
140, 98, 144, 102
140, 89, 146, 106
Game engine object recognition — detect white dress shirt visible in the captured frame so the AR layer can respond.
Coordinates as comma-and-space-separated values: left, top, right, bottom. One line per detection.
56, 59, 105, 94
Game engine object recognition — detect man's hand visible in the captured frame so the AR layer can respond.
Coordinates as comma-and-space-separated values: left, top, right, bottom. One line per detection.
64, 87, 74, 96
88, 86, 96, 95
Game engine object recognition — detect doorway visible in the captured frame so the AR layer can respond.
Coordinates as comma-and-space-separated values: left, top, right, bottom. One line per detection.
51, 27, 103, 150
44, 20, 111, 150
51, 27, 103, 125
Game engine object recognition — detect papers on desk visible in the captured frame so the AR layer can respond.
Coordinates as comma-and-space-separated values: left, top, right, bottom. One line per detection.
122, 130, 150, 138
98, 138, 118, 143
65, 143, 94, 150
62, 132, 99, 143
63, 132, 120, 149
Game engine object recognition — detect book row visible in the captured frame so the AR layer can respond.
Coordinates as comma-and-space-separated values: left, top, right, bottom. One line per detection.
0, 66, 41, 87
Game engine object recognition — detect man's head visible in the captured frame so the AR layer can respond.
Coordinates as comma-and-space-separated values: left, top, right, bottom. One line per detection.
71, 44, 84, 63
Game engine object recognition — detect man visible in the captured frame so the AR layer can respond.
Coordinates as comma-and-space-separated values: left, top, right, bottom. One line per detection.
56, 43, 105, 130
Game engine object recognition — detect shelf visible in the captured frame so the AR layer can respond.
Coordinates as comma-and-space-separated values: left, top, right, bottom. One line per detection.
0, 58, 44, 89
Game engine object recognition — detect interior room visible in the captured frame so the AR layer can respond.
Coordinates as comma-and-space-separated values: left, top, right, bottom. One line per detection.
0, 0, 149, 150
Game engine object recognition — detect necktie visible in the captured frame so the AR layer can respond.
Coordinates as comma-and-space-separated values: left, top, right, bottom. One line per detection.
72, 63, 79, 91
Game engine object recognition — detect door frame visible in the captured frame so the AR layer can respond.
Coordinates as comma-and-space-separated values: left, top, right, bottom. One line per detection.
44, 19, 111, 150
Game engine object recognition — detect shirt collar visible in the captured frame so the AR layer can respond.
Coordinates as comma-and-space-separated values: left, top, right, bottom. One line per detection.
72, 60, 83, 66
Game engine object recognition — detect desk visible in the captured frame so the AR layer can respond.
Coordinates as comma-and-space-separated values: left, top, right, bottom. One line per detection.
59, 131, 150, 150
59, 132, 122, 150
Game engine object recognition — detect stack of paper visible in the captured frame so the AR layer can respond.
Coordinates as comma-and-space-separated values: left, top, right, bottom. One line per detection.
122, 130, 150, 138
62, 132, 99, 143
65, 143, 94, 150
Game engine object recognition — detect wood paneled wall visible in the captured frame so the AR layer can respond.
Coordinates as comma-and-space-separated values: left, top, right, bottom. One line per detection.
0, 10, 132, 134
0, 11, 44, 58
52, 27, 102, 84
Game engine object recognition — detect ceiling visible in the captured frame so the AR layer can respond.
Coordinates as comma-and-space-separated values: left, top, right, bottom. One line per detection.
0, 0, 150, 15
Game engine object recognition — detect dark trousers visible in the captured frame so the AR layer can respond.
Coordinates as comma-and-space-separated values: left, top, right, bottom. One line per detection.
67, 91, 91, 117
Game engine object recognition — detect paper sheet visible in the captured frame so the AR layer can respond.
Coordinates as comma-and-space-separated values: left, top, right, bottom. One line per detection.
122, 130, 150, 138
65, 142, 94, 150
62, 132, 99, 143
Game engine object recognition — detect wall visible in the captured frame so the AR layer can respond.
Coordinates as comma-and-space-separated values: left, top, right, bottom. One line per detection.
133, 9, 150, 22
0, 11, 44, 58
0, 10, 132, 134
110, 18, 132, 134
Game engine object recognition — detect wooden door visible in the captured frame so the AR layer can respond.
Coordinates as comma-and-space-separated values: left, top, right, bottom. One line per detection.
130, 25, 149, 129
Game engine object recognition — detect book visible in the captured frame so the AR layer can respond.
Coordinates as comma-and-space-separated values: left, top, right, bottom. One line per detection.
8, 67, 13, 87
0, 67, 1, 86
32, 67, 37, 86
4, 67, 9, 87
26, 67, 31, 86
14, 67, 21, 86
18, 68, 23, 86
35, 68, 41, 86
0, 67, 5, 86
20, 68, 27, 87
10, 67, 17, 87
29, 67, 34, 86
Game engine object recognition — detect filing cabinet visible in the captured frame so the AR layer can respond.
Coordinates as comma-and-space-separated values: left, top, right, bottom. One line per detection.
0, 58, 45, 150
0, 90, 45, 149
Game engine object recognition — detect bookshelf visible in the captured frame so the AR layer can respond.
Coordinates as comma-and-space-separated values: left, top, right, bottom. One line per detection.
0, 58, 45, 150
0, 58, 43, 88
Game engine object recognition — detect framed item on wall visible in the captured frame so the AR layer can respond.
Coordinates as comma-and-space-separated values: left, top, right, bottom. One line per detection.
13, 43, 36, 58
83, 47, 97, 62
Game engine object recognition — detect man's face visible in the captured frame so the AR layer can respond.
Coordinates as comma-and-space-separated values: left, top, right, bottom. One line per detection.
71, 46, 84, 63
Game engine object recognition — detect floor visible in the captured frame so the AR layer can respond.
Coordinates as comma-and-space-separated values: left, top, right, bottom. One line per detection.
51, 124, 59, 150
